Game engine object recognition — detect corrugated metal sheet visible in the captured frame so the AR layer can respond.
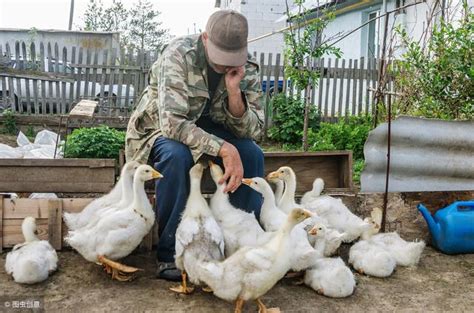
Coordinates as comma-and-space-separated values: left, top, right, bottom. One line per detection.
361, 116, 474, 192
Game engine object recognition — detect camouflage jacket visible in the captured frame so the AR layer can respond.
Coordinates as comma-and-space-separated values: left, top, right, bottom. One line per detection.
125, 34, 264, 164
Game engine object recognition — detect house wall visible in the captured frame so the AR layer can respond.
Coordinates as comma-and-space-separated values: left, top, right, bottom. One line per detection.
217, 0, 295, 59
0, 28, 121, 63
321, 0, 466, 60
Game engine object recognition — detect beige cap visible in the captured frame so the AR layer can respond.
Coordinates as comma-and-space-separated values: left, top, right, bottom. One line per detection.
205, 10, 248, 67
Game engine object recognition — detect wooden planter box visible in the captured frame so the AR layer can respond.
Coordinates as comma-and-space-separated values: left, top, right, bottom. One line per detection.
0, 196, 157, 252
0, 158, 116, 193
200, 150, 353, 195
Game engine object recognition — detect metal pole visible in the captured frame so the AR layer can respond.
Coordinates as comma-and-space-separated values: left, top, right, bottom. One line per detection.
68, 0, 75, 31
373, 8, 391, 128
381, 92, 392, 233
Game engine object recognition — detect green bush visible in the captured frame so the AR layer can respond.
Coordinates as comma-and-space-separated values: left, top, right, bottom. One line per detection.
268, 94, 320, 144
352, 158, 365, 185
1, 109, 17, 135
394, 9, 473, 120
309, 115, 372, 160
65, 126, 125, 159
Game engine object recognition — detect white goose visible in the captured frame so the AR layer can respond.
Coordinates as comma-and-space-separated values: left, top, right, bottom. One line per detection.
266, 172, 285, 207
269, 166, 376, 243
5, 217, 58, 284
172, 162, 225, 294
65, 164, 162, 281
304, 223, 356, 298
301, 177, 325, 207
197, 208, 313, 313
208, 161, 273, 256
348, 215, 397, 277
64, 161, 140, 231
242, 177, 319, 271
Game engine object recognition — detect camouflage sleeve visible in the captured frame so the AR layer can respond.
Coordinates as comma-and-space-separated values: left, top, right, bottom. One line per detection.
156, 50, 224, 162
222, 61, 264, 139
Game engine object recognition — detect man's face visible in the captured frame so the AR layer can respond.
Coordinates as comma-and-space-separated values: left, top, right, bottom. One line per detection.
202, 32, 232, 74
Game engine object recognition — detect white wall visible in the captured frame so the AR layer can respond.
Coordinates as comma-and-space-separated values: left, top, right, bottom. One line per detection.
218, 0, 295, 56
0, 28, 121, 63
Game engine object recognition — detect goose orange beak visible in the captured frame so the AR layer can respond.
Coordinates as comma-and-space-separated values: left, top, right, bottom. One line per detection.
266, 171, 280, 180
308, 227, 318, 236
152, 169, 163, 179
241, 178, 253, 186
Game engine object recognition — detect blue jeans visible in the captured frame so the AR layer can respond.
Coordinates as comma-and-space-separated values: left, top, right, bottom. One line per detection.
148, 124, 264, 263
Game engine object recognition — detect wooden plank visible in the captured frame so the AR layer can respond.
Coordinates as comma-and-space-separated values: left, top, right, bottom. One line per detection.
124, 49, 132, 109
351, 58, 358, 115
344, 59, 353, 117
75, 47, 84, 103
324, 58, 331, 117
30, 43, 39, 115
330, 58, 339, 117
61, 47, 68, 114
99, 49, 108, 113
317, 58, 324, 113
0, 195, 3, 253
273, 53, 281, 97
108, 48, 117, 116
54, 43, 61, 114
6, 43, 16, 110
116, 48, 125, 117
90, 50, 99, 100
83, 49, 92, 101
69, 99, 98, 117
0, 159, 116, 193
358, 57, 365, 114
365, 57, 372, 114
48, 199, 62, 250
22, 42, 32, 114
14, 41, 23, 113
47, 42, 54, 114
338, 59, 346, 117
259, 53, 265, 95
69, 46, 77, 112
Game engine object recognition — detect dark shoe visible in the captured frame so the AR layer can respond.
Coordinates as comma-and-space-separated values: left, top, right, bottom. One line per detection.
156, 261, 181, 281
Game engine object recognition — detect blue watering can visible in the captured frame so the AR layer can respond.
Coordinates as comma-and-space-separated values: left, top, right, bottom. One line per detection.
418, 201, 474, 254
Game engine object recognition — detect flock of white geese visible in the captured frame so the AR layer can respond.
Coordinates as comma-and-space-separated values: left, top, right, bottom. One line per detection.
5, 161, 426, 313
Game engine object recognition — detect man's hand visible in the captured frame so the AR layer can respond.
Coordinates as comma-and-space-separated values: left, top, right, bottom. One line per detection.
218, 142, 244, 193
225, 66, 245, 92
225, 66, 246, 118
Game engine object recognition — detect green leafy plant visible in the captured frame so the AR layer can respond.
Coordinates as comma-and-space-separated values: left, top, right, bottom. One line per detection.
352, 159, 365, 185
309, 115, 372, 160
65, 126, 125, 159
394, 7, 473, 120
1, 109, 17, 135
268, 94, 320, 144
283, 0, 341, 149
25, 125, 36, 139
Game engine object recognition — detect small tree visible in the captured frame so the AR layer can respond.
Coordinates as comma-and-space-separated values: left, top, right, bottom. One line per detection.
394, 4, 473, 120
283, 0, 341, 150
80, 0, 169, 51
128, 0, 169, 51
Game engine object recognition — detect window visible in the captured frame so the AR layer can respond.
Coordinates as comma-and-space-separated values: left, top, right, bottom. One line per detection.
367, 10, 380, 59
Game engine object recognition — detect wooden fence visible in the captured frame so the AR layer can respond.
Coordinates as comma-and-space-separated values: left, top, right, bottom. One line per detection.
0, 40, 394, 121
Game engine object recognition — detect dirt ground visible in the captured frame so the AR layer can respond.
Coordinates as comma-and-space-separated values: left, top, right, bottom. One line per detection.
1, 132, 474, 312
1, 246, 473, 313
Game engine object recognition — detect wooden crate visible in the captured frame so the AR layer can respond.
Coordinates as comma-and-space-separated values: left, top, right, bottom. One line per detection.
0, 158, 116, 193
200, 151, 353, 195
0, 196, 157, 252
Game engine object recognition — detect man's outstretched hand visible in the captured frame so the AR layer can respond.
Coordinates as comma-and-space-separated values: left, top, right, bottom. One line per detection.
218, 142, 244, 193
